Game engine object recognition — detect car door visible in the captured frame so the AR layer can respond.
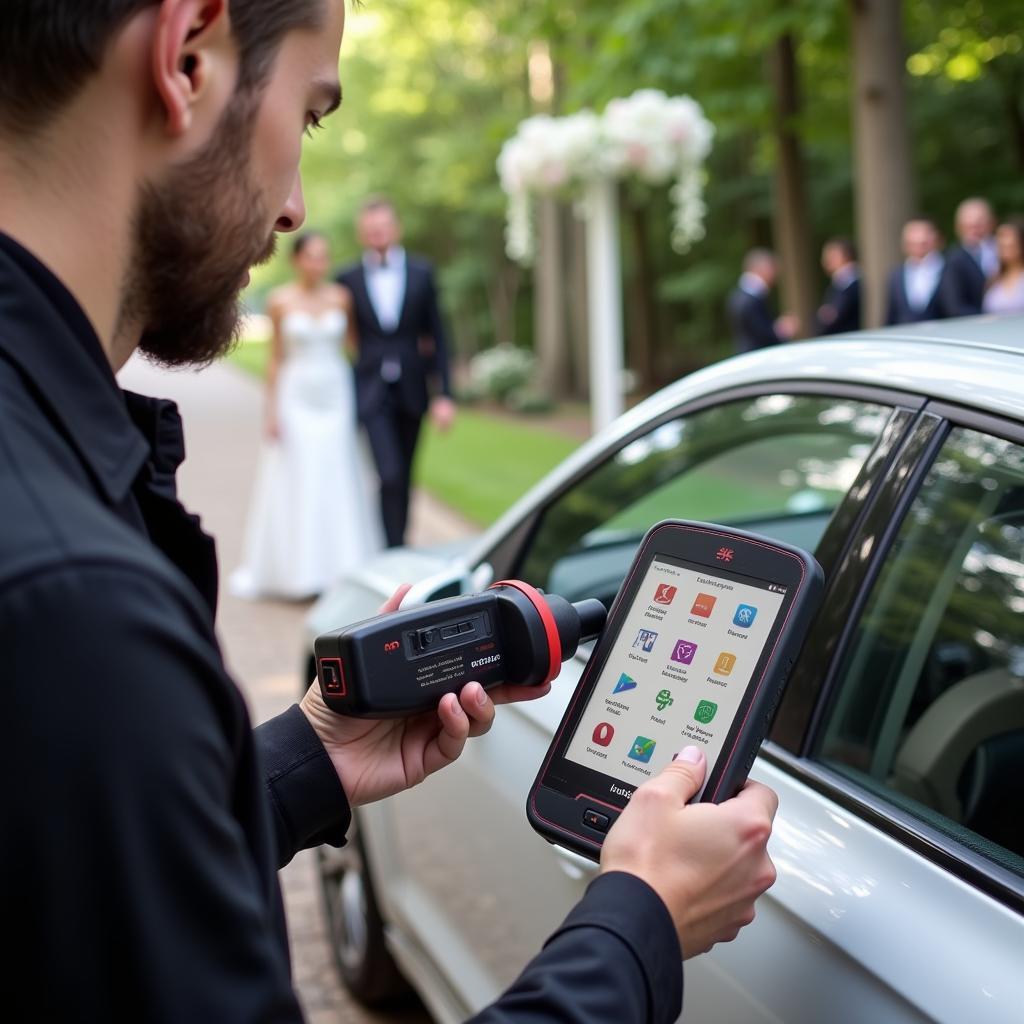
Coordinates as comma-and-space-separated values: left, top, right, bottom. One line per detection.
682, 407, 1024, 1023
367, 387, 913, 1019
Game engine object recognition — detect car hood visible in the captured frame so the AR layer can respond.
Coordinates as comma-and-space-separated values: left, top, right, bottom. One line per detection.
304, 538, 477, 642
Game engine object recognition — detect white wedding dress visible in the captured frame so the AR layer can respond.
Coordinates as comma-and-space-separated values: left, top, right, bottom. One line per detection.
230, 308, 381, 599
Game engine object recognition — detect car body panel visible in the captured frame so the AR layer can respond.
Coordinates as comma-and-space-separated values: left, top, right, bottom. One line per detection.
306, 323, 1024, 1023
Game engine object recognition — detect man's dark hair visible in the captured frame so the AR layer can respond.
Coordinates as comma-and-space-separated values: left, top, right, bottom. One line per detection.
0, 0, 323, 135
292, 229, 327, 257
824, 237, 857, 263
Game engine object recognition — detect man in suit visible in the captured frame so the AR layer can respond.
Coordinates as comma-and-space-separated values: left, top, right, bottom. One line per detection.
939, 197, 998, 318
338, 198, 456, 547
885, 218, 946, 325
815, 237, 861, 335
727, 248, 795, 353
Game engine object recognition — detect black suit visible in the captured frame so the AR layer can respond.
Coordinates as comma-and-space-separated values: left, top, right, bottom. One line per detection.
884, 262, 945, 325
816, 274, 861, 335
338, 254, 452, 547
939, 244, 989, 318
727, 286, 781, 353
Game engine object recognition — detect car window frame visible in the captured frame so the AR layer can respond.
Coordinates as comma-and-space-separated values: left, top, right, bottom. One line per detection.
479, 380, 924, 588
765, 400, 1024, 914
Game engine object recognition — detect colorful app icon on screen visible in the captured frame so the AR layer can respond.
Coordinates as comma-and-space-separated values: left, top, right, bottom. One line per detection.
713, 652, 737, 676
671, 639, 698, 665
655, 689, 674, 712
691, 593, 717, 618
733, 604, 758, 628
633, 628, 658, 653
628, 736, 657, 763
653, 584, 677, 605
694, 700, 718, 724
592, 722, 615, 747
613, 672, 638, 695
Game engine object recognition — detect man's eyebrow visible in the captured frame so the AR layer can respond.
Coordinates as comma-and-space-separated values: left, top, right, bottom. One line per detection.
314, 79, 343, 116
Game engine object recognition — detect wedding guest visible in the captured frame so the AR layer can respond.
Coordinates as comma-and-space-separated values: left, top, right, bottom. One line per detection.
815, 237, 861, 335
982, 219, 1024, 314
940, 197, 998, 317
727, 249, 796, 353
885, 218, 945, 325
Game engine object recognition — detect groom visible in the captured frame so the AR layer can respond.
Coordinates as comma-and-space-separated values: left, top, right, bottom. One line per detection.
338, 198, 455, 547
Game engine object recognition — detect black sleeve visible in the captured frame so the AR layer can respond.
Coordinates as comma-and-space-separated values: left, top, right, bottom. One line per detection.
255, 703, 351, 868
884, 271, 899, 326
468, 872, 683, 1024
2, 563, 305, 1022
939, 252, 978, 318
741, 295, 780, 349
421, 266, 453, 397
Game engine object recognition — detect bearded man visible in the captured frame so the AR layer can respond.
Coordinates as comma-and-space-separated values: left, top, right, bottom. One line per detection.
0, 3, 777, 1021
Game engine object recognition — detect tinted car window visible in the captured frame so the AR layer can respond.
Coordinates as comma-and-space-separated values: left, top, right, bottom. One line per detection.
816, 428, 1024, 875
518, 395, 891, 606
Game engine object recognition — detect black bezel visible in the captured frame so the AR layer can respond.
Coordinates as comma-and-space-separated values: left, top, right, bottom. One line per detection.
529, 519, 823, 856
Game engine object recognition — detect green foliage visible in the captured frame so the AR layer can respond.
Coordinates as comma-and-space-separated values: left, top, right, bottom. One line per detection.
241, 0, 1024, 392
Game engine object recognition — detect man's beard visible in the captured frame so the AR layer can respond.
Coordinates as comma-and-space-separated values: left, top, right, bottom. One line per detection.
124, 98, 277, 367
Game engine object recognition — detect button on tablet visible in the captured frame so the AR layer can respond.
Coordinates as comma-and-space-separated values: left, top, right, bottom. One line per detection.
583, 808, 610, 832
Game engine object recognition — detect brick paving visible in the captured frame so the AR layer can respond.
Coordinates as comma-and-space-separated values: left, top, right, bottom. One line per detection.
117, 354, 462, 1023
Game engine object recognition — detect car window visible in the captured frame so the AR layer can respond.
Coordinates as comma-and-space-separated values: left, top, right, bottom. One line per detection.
815, 427, 1024, 876
517, 394, 892, 606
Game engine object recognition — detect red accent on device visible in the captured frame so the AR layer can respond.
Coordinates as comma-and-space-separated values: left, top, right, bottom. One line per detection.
319, 657, 346, 696
491, 579, 562, 685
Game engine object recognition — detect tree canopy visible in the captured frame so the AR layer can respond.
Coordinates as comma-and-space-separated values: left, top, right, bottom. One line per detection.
247, 0, 1024, 390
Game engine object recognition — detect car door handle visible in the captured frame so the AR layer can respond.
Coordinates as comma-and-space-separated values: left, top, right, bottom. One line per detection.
552, 844, 599, 881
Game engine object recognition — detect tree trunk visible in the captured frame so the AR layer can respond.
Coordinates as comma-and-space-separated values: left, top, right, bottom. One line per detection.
532, 197, 570, 397
627, 201, 658, 392
850, 0, 915, 327
769, 34, 817, 338
567, 213, 590, 399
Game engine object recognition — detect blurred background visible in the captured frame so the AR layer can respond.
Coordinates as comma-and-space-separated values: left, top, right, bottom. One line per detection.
226, 0, 1024, 528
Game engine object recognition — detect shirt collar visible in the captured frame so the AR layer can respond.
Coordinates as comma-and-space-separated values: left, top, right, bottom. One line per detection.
832, 263, 859, 288
0, 232, 149, 505
363, 245, 405, 271
739, 272, 768, 297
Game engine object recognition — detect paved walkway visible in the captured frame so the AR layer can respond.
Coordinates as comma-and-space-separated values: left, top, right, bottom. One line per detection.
118, 354, 456, 1023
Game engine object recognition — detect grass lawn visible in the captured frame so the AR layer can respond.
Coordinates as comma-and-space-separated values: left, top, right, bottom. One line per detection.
223, 342, 580, 526
417, 411, 579, 526
227, 338, 271, 378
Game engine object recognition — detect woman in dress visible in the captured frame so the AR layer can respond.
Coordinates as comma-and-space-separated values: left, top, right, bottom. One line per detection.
982, 219, 1024, 314
230, 232, 381, 599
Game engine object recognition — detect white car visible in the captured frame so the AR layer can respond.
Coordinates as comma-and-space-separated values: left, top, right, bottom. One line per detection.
305, 317, 1024, 1024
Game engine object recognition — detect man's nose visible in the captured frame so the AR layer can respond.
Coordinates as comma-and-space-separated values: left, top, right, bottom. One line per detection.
275, 174, 306, 233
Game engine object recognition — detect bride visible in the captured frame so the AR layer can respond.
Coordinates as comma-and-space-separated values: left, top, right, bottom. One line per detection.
230, 231, 381, 600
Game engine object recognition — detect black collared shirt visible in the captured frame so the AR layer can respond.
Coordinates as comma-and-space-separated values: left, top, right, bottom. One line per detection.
0, 233, 348, 1021
0, 233, 682, 1023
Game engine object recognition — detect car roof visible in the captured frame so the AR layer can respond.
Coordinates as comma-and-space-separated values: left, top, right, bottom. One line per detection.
471, 315, 1024, 562
644, 314, 1024, 427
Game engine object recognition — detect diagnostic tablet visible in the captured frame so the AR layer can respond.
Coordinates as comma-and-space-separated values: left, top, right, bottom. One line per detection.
527, 519, 823, 861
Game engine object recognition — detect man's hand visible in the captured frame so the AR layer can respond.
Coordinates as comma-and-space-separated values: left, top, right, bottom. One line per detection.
430, 396, 456, 432
600, 746, 778, 958
299, 585, 550, 807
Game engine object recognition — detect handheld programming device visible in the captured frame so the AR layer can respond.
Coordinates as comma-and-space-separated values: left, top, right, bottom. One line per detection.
315, 581, 606, 717
527, 520, 823, 861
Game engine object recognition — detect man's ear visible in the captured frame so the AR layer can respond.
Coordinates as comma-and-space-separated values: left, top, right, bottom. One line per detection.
151, 0, 233, 137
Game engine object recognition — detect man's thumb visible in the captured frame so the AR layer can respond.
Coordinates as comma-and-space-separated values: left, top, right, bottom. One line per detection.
660, 745, 707, 801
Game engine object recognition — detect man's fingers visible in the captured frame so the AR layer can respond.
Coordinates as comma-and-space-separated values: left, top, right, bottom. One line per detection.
653, 745, 707, 804
487, 681, 551, 706
727, 779, 780, 823
378, 583, 412, 615
458, 682, 496, 737
425, 692, 470, 772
